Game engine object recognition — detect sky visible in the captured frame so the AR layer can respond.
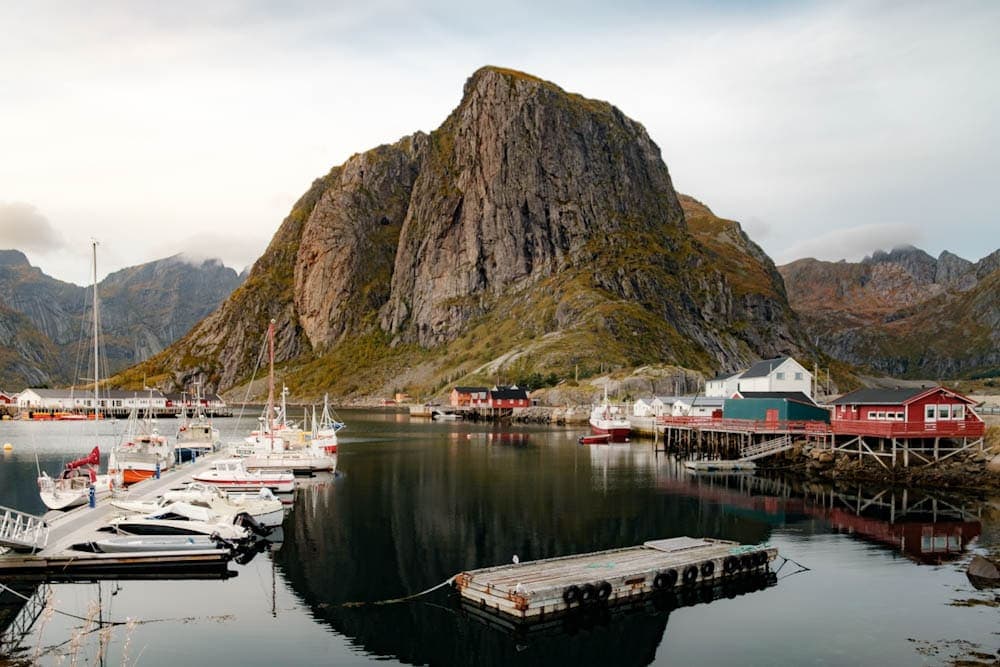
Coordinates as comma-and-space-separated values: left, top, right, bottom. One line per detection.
1, 0, 998, 285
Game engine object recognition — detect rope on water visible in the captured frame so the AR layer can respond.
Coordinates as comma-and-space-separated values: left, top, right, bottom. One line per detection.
0, 580, 126, 626
775, 555, 811, 580
341, 576, 456, 608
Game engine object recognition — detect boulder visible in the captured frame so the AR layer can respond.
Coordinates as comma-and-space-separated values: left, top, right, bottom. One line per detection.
987, 454, 1000, 474
967, 555, 1000, 588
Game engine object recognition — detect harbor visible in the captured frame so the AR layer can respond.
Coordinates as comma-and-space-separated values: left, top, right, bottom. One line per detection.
1, 411, 998, 665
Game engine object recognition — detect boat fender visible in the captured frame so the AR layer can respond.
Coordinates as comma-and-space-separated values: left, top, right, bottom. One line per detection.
596, 581, 612, 601
755, 551, 768, 567
682, 565, 698, 585
563, 585, 580, 605
580, 583, 597, 604
739, 554, 753, 571
723, 556, 738, 575
700, 561, 715, 578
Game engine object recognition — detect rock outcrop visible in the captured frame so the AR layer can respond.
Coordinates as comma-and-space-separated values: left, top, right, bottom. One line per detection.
780, 246, 1000, 378
117, 66, 812, 398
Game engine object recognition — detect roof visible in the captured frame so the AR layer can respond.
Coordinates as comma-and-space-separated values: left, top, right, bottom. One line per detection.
735, 391, 818, 406
489, 387, 528, 400
20, 388, 166, 400
690, 396, 725, 407
739, 357, 791, 379
708, 372, 742, 382
453, 386, 489, 393
831, 387, 930, 405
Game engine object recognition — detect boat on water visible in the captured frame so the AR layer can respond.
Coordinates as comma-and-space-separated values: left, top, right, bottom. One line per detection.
578, 433, 612, 445
192, 458, 296, 494
109, 405, 175, 485
112, 483, 285, 527
310, 394, 345, 454
176, 382, 221, 462
107, 501, 259, 540
37, 241, 122, 511
589, 398, 631, 440
38, 446, 119, 511
231, 321, 336, 473
72, 534, 234, 554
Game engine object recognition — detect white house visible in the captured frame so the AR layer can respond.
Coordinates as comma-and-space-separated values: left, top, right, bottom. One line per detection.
17, 388, 168, 412
735, 357, 812, 398
633, 398, 656, 417
705, 372, 742, 398
689, 396, 725, 417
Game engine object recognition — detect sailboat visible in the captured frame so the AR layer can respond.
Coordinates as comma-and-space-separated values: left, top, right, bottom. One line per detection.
109, 399, 175, 485
310, 394, 345, 454
232, 320, 336, 473
37, 241, 122, 510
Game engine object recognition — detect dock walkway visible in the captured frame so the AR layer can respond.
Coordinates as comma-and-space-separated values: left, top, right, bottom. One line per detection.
0, 453, 232, 579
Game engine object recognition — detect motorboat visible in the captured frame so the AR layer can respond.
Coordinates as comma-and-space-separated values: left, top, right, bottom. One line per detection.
106, 501, 256, 540
175, 382, 221, 462
578, 433, 612, 445
192, 458, 295, 494
112, 483, 285, 527
310, 394, 345, 454
110, 408, 175, 485
38, 446, 120, 511
72, 534, 234, 554
589, 388, 631, 440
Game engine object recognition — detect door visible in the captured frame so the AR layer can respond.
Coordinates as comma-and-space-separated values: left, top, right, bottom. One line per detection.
765, 409, 779, 425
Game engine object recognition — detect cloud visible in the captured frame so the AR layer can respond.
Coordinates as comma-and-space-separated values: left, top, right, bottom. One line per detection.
775, 223, 926, 265
175, 232, 270, 273
0, 202, 68, 254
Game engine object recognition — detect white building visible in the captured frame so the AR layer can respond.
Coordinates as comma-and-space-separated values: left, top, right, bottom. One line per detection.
705, 357, 813, 399
17, 388, 168, 412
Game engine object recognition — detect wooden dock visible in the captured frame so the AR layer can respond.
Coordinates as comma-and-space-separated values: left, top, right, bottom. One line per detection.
0, 453, 239, 580
454, 537, 776, 622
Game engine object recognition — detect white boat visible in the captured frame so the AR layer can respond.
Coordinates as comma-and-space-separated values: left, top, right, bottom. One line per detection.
589, 387, 631, 440
310, 394, 345, 454
73, 535, 232, 554
37, 242, 123, 510
38, 446, 119, 510
192, 458, 296, 494
230, 321, 336, 473
107, 501, 252, 540
176, 382, 221, 460
109, 404, 175, 485
112, 483, 285, 528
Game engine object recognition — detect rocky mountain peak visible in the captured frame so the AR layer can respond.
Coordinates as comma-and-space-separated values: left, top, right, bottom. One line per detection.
862, 245, 938, 284
0, 249, 30, 268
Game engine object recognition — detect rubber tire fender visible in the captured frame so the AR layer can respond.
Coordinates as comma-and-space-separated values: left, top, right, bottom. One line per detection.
700, 560, 715, 578
580, 583, 597, 604
596, 581, 612, 601
682, 565, 698, 585
563, 585, 580, 605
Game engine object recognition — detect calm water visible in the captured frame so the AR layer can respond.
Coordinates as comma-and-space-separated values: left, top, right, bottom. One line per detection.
0, 410, 997, 666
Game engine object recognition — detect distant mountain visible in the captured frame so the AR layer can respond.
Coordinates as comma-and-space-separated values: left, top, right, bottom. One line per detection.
779, 246, 1000, 379
115, 66, 814, 399
0, 250, 243, 389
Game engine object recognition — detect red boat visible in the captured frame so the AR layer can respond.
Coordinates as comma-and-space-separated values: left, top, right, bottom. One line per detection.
578, 433, 611, 445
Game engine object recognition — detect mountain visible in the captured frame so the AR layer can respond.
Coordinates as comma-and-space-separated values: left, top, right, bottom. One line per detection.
116, 66, 813, 399
0, 250, 243, 389
779, 246, 1000, 379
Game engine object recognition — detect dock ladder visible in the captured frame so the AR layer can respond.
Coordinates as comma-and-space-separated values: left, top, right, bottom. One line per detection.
739, 434, 794, 462
0, 505, 49, 552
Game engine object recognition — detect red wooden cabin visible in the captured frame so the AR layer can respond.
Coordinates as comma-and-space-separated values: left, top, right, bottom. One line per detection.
831, 387, 984, 438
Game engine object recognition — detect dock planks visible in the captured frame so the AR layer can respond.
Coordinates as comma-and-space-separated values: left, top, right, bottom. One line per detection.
455, 537, 776, 621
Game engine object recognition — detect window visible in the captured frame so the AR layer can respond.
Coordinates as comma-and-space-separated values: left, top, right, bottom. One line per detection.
953, 405, 965, 420
794, 372, 803, 380
776, 372, 785, 380
938, 405, 951, 420
925, 405, 936, 420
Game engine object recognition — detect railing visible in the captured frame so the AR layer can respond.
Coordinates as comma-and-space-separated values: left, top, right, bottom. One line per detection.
739, 435, 794, 461
0, 505, 49, 552
831, 419, 985, 438
657, 416, 831, 434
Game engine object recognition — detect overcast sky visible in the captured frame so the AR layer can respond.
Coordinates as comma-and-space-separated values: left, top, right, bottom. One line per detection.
1, 1, 997, 285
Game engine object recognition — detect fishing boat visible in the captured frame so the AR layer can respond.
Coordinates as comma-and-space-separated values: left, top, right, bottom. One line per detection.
112, 483, 285, 527
36, 241, 122, 510
37, 446, 119, 511
589, 387, 631, 440
231, 321, 336, 473
175, 382, 220, 462
109, 404, 175, 485
107, 501, 257, 540
192, 458, 296, 494
310, 394, 345, 454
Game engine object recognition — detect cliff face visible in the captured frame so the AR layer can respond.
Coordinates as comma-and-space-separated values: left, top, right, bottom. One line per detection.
0, 250, 242, 389
779, 246, 1000, 378
118, 66, 811, 398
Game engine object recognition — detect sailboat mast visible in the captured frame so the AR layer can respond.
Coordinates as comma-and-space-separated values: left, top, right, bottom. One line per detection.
92, 240, 99, 425
267, 319, 275, 437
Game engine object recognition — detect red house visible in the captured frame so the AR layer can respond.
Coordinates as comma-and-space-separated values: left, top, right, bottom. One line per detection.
0, 391, 14, 405
450, 386, 489, 407
831, 387, 984, 438
486, 386, 529, 409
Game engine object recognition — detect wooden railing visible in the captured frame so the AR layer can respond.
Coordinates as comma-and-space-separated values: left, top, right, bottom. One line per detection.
830, 419, 985, 438
656, 416, 831, 434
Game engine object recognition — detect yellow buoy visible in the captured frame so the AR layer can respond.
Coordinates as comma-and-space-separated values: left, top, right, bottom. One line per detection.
2, 443, 12, 452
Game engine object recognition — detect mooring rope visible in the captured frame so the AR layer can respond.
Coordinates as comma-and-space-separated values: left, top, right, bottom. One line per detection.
0, 580, 126, 626
775, 555, 811, 580
341, 576, 456, 607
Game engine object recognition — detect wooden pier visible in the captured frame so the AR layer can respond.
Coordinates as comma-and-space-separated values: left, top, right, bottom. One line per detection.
0, 453, 237, 581
454, 537, 776, 622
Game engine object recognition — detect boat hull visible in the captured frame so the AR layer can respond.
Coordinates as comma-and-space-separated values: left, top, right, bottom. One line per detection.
589, 423, 631, 440
191, 473, 295, 494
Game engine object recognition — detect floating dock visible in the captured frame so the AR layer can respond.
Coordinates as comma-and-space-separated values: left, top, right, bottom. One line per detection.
454, 537, 777, 622
684, 460, 757, 472
0, 453, 238, 580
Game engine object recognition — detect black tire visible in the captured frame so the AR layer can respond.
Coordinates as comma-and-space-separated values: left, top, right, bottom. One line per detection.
683, 565, 698, 585
757, 551, 768, 567
653, 572, 669, 590
740, 554, 753, 571
580, 583, 597, 604
701, 561, 715, 578
723, 556, 736, 575
597, 581, 612, 601
563, 585, 580, 605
